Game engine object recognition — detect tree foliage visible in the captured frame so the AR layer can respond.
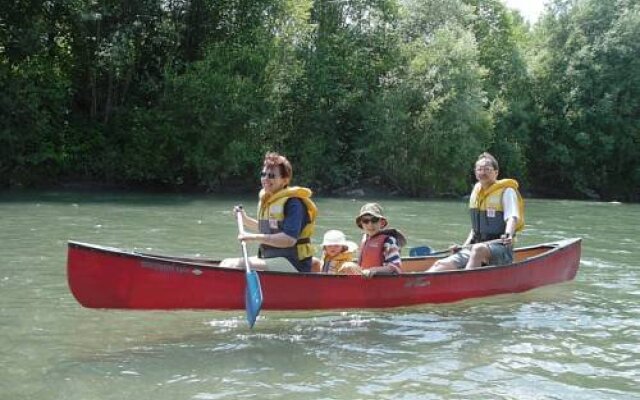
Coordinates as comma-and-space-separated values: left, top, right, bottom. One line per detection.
530, 0, 640, 199
1, 0, 639, 200
364, 7, 491, 196
464, 0, 533, 183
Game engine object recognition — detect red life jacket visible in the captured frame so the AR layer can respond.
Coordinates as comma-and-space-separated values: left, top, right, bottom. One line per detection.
358, 233, 389, 269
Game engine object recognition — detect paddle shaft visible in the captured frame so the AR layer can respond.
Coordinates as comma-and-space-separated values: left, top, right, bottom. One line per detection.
452, 237, 511, 253
236, 211, 252, 273
423, 237, 510, 256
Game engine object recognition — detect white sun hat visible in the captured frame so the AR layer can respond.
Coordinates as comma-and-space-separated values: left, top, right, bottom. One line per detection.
321, 230, 358, 252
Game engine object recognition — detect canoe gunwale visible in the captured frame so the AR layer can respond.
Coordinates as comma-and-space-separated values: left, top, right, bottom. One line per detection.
67, 238, 580, 277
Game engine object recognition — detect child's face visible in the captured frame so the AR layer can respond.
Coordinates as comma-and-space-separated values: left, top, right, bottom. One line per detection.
324, 244, 344, 257
359, 215, 382, 235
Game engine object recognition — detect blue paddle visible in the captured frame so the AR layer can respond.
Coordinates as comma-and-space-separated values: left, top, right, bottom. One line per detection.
410, 237, 509, 257
409, 245, 451, 257
236, 208, 263, 328
409, 245, 433, 257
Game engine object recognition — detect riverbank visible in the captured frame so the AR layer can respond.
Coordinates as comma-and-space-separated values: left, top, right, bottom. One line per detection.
2, 178, 628, 203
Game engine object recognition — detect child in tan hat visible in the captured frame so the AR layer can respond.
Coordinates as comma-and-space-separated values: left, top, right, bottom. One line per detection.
311, 230, 358, 273
340, 202, 407, 278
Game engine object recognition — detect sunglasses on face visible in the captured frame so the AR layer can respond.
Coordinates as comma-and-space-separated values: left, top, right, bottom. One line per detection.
260, 171, 280, 179
474, 166, 495, 173
360, 216, 380, 224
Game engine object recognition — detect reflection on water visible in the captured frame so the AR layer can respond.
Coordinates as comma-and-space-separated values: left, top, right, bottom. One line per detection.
1, 192, 639, 399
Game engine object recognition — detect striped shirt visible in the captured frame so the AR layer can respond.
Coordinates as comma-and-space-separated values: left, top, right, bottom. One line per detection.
383, 235, 402, 273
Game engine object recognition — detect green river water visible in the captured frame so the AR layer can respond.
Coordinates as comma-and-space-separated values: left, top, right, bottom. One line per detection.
0, 191, 638, 400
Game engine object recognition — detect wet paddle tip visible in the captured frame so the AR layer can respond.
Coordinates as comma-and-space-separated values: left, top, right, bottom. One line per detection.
245, 270, 263, 328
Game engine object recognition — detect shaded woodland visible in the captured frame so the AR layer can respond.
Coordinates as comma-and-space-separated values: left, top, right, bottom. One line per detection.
2, 0, 639, 200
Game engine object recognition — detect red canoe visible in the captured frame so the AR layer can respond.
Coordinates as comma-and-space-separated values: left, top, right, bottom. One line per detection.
67, 238, 581, 310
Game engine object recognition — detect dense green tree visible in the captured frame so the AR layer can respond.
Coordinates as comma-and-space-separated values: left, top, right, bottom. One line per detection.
464, 0, 534, 183
530, 0, 640, 200
140, 0, 292, 189
267, 0, 400, 190
362, 1, 491, 196
1, 0, 639, 200
0, 0, 74, 186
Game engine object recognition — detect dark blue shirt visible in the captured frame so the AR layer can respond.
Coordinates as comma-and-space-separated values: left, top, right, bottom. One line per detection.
281, 198, 312, 272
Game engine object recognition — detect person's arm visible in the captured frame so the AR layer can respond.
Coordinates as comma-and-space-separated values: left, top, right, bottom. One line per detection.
449, 229, 475, 253
500, 217, 517, 246
238, 198, 303, 248
462, 229, 475, 246
362, 236, 402, 278
364, 264, 400, 276
501, 188, 519, 245
235, 206, 259, 231
239, 232, 297, 247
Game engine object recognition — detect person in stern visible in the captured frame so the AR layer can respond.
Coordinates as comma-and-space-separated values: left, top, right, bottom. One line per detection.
340, 203, 407, 278
220, 152, 318, 272
311, 230, 358, 273
429, 152, 525, 272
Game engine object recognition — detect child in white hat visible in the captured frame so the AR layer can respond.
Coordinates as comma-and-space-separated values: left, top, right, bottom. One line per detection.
312, 230, 358, 274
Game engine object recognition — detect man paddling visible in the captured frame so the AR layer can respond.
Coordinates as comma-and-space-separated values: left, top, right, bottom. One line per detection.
429, 152, 525, 271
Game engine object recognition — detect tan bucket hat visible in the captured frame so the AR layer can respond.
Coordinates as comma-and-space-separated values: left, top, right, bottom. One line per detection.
355, 202, 388, 228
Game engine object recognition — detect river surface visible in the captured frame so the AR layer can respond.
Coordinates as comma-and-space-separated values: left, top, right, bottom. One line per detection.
0, 191, 638, 400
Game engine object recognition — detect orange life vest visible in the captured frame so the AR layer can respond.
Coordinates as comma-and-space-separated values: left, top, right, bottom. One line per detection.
321, 251, 355, 273
358, 233, 388, 269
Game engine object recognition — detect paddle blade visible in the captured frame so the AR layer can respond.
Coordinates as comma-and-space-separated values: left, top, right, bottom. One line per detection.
409, 246, 432, 257
245, 270, 263, 328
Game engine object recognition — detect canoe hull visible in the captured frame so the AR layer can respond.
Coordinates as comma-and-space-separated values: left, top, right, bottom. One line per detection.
67, 238, 581, 310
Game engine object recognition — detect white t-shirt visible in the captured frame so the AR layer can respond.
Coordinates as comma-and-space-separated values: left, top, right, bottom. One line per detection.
502, 188, 519, 222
